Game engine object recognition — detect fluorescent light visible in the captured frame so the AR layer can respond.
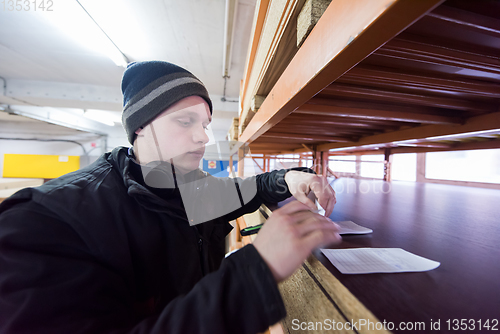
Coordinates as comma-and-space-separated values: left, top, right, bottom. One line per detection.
42, 0, 128, 67
84, 109, 120, 126
426, 129, 500, 141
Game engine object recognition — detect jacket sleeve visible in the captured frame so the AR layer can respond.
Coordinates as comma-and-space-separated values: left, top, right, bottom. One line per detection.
218, 167, 315, 222
0, 203, 285, 334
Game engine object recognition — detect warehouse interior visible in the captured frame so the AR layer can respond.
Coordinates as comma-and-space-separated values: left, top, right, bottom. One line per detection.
1, 0, 499, 333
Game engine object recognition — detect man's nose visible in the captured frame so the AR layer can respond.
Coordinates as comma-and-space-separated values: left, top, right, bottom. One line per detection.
193, 124, 209, 144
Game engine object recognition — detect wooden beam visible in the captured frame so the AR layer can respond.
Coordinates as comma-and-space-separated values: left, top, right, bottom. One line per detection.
316, 111, 500, 151
278, 116, 400, 129
272, 125, 379, 136
301, 144, 313, 151
295, 103, 462, 124
339, 66, 500, 99
260, 132, 353, 142
240, 0, 302, 134
238, 0, 445, 145
322, 83, 495, 113
346, 138, 500, 155
305, 96, 468, 118
376, 38, 500, 75
240, 0, 270, 115
426, 4, 500, 37
251, 157, 264, 172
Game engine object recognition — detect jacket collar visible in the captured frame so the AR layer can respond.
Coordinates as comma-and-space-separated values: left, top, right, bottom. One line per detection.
108, 147, 188, 218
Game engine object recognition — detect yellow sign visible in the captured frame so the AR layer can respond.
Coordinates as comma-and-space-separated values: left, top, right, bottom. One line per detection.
3, 154, 80, 179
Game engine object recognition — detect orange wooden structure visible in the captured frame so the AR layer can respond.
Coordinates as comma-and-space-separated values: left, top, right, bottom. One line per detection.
238, 0, 500, 159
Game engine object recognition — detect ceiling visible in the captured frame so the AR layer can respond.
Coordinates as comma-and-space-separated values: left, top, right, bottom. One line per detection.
0, 0, 256, 142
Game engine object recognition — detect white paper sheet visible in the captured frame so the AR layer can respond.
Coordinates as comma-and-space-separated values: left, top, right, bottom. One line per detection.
315, 200, 326, 216
336, 221, 373, 235
320, 248, 440, 274
314, 201, 372, 235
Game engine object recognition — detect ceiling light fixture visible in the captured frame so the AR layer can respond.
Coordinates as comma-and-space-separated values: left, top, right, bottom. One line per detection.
222, 0, 238, 78
43, 0, 128, 67
83, 109, 120, 126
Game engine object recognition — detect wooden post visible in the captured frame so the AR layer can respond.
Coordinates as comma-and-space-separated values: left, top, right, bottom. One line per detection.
229, 154, 233, 176
355, 155, 361, 178
320, 151, 328, 176
237, 147, 245, 178
416, 152, 426, 182
384, 148, 393, 182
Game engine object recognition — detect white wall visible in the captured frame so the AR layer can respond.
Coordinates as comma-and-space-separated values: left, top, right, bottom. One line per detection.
0, 115, 129, 198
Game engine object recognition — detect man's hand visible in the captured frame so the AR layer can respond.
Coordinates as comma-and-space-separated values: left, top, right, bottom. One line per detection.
284, 170, 336, 216
253, 201, 341, 282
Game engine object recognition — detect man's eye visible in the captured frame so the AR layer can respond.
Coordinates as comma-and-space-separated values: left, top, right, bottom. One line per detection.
178, 119, 191, 126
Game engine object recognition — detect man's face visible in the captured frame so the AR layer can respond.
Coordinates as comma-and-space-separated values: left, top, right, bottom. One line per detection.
134, 96, 211, 173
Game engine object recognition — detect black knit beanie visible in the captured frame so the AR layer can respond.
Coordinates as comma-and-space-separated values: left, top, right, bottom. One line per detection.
121, 61, 213, 144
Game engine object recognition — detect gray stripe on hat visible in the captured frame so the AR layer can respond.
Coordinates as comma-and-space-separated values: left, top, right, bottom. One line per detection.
123, 76, 204, 119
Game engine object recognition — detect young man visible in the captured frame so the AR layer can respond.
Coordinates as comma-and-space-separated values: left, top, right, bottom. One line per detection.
0, 61, 341, 333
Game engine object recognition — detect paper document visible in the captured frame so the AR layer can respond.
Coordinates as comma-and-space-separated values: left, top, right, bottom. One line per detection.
314, 201, 372, 235
320, 248, 440, 274
336, 221, 373, 235
315, 200, 326, 216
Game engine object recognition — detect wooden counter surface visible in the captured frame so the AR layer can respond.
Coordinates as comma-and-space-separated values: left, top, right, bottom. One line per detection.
280, 178, 500, 333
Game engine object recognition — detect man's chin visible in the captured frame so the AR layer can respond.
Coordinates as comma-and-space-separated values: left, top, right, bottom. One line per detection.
172, 158, 201, 174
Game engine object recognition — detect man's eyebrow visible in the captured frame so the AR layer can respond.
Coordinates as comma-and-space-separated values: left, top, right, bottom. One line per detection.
177, 110, 211, 122
157, 108, 211, 122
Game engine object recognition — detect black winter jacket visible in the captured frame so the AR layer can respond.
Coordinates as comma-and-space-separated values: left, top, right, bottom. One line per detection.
0, 147, 298, 334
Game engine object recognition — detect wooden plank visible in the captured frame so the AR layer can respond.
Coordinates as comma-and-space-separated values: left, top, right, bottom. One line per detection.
255, 0, 306, 96
260, 132, 354, 142
376, 38, 500, 75
241, 0, 270, 113
322, 83, 495, 113
279, 256, 392, 333
354, 138, 500, 155
271, 125, 379, 136
316, 111, 500, 151
426, 4, 500, 37
339, 66, 500, 99
295, 103, 462, 125
278, 117, 399, 129
239, 0, 445, 146
240, 0, 302, 135
297, 0, 332, 47
251, 95, 266, 112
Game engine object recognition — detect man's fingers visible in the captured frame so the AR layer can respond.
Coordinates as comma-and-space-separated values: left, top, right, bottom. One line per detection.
295, 218, 340, 237
324, 192, 336, 217
291, 192, 317, 211
278, 200, 315, 216
301, 229, 341, 252
284, 210, 328, 226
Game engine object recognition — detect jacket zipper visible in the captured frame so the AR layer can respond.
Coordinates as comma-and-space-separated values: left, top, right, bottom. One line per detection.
195, 229, 206, 277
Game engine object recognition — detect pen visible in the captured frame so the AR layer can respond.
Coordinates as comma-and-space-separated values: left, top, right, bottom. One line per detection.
240, 223, 263, 236
240, 206, 325, 236
240, 208, 268, 236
